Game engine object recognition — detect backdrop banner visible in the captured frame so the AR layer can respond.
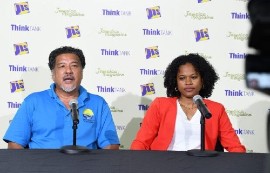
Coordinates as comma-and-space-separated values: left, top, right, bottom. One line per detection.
1, 0, 269, 153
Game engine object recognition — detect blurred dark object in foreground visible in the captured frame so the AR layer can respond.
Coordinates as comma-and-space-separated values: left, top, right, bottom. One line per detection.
268, 111, 270, 150
246, 0, 270, 95
248, 0, 270, 51
247, 2, 270, 173
245, 54, 270, 95
267, 112, 270, 173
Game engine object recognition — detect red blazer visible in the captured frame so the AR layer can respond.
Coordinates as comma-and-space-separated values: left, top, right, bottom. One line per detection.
131, 97, 246, 152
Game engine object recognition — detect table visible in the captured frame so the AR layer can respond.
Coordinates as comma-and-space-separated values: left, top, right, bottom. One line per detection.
0, 149, 268, 173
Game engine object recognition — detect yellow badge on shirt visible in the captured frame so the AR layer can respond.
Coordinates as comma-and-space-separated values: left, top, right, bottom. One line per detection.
83, 109, 94, 117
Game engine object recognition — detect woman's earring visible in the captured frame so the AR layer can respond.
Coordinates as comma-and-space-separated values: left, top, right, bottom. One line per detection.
175, 87, 178, 91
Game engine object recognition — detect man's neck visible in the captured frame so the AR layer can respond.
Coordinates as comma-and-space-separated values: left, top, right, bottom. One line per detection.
55, 87, 79, 104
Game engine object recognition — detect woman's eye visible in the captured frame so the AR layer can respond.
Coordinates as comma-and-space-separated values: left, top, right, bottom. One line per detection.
179, 77, 185, 80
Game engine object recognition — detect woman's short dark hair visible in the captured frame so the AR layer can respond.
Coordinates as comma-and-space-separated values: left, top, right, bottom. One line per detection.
164, 53, 219, 98
48, 46, 86, 70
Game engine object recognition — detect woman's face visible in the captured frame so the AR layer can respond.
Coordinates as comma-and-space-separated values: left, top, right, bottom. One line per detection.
176, 63, 203, 99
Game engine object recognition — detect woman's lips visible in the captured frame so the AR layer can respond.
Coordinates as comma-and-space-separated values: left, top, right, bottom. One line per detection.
184, 87, 194, 92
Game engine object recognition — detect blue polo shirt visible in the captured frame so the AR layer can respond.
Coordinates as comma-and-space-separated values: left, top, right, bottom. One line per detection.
3, 84, 120, 149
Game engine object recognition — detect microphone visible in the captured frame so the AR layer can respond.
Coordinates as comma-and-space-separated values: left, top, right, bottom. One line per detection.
60, 99, 90, 154
193, 95, 212, 119
69, 99, 79, 123
187, 95, 218, 157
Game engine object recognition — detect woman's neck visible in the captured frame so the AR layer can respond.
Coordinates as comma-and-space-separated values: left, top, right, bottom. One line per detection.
178, 97, 196, 110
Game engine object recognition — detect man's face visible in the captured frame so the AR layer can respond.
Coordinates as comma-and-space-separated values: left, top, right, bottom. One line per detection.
51, 53, 83, 93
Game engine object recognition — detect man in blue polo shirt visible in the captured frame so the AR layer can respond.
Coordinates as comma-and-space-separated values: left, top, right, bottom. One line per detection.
3, 46, 120, 149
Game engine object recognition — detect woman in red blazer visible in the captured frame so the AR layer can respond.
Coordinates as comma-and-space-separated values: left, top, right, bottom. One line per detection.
131, 54, 246, 152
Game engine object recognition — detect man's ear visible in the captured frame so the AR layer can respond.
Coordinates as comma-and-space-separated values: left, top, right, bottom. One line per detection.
51, 71, 55, 82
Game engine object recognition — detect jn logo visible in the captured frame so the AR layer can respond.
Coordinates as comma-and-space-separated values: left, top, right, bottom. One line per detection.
14, 42, 29, 56
198, 0, 211, 3
14, 2, 30, 15
10, 80, 25, 93
146, 6, 161, 19
141, 83, 155, 96
194, 28, 209, 42
66, 26, 80, 38
145, 46, 159, 59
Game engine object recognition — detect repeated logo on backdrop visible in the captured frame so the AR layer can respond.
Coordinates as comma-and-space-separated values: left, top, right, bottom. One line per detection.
184, 11, 213, 20
14, 2, 30, 15
146, 6, 161, 19
235, 128, 255, 135
11, 24, 41, 31
9, 65, 38, 72
8, 101, 21, 109
184, 51, 212, 59
10, 80, 25, 93
98, 28, 127, 37
194, 28, 209, 42
141, 83, 155, 96
97, 86, 125, 93
227, 109, 252, 117
55, 8, 85, 17
138, 104, 149, 111
14, 42, 29, 56
227, 31, 248, 41
224, 89, 255, 96
142, 28, 172, 36
110, 106, 123, 113
145, 46, 159, 59
96, 68, 124, 77
198, 0, 211, 3
231, 12, 250, 19
223, 72, 245, 81
139, 69, 164, 76
229, 52, 247, 59
101, 48, 130, 56
102, 9, 131, 16
66, 26, 80, 38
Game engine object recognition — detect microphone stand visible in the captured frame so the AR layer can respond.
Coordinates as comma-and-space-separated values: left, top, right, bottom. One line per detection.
60, 113, 90, 154
186, 115, 218, 157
